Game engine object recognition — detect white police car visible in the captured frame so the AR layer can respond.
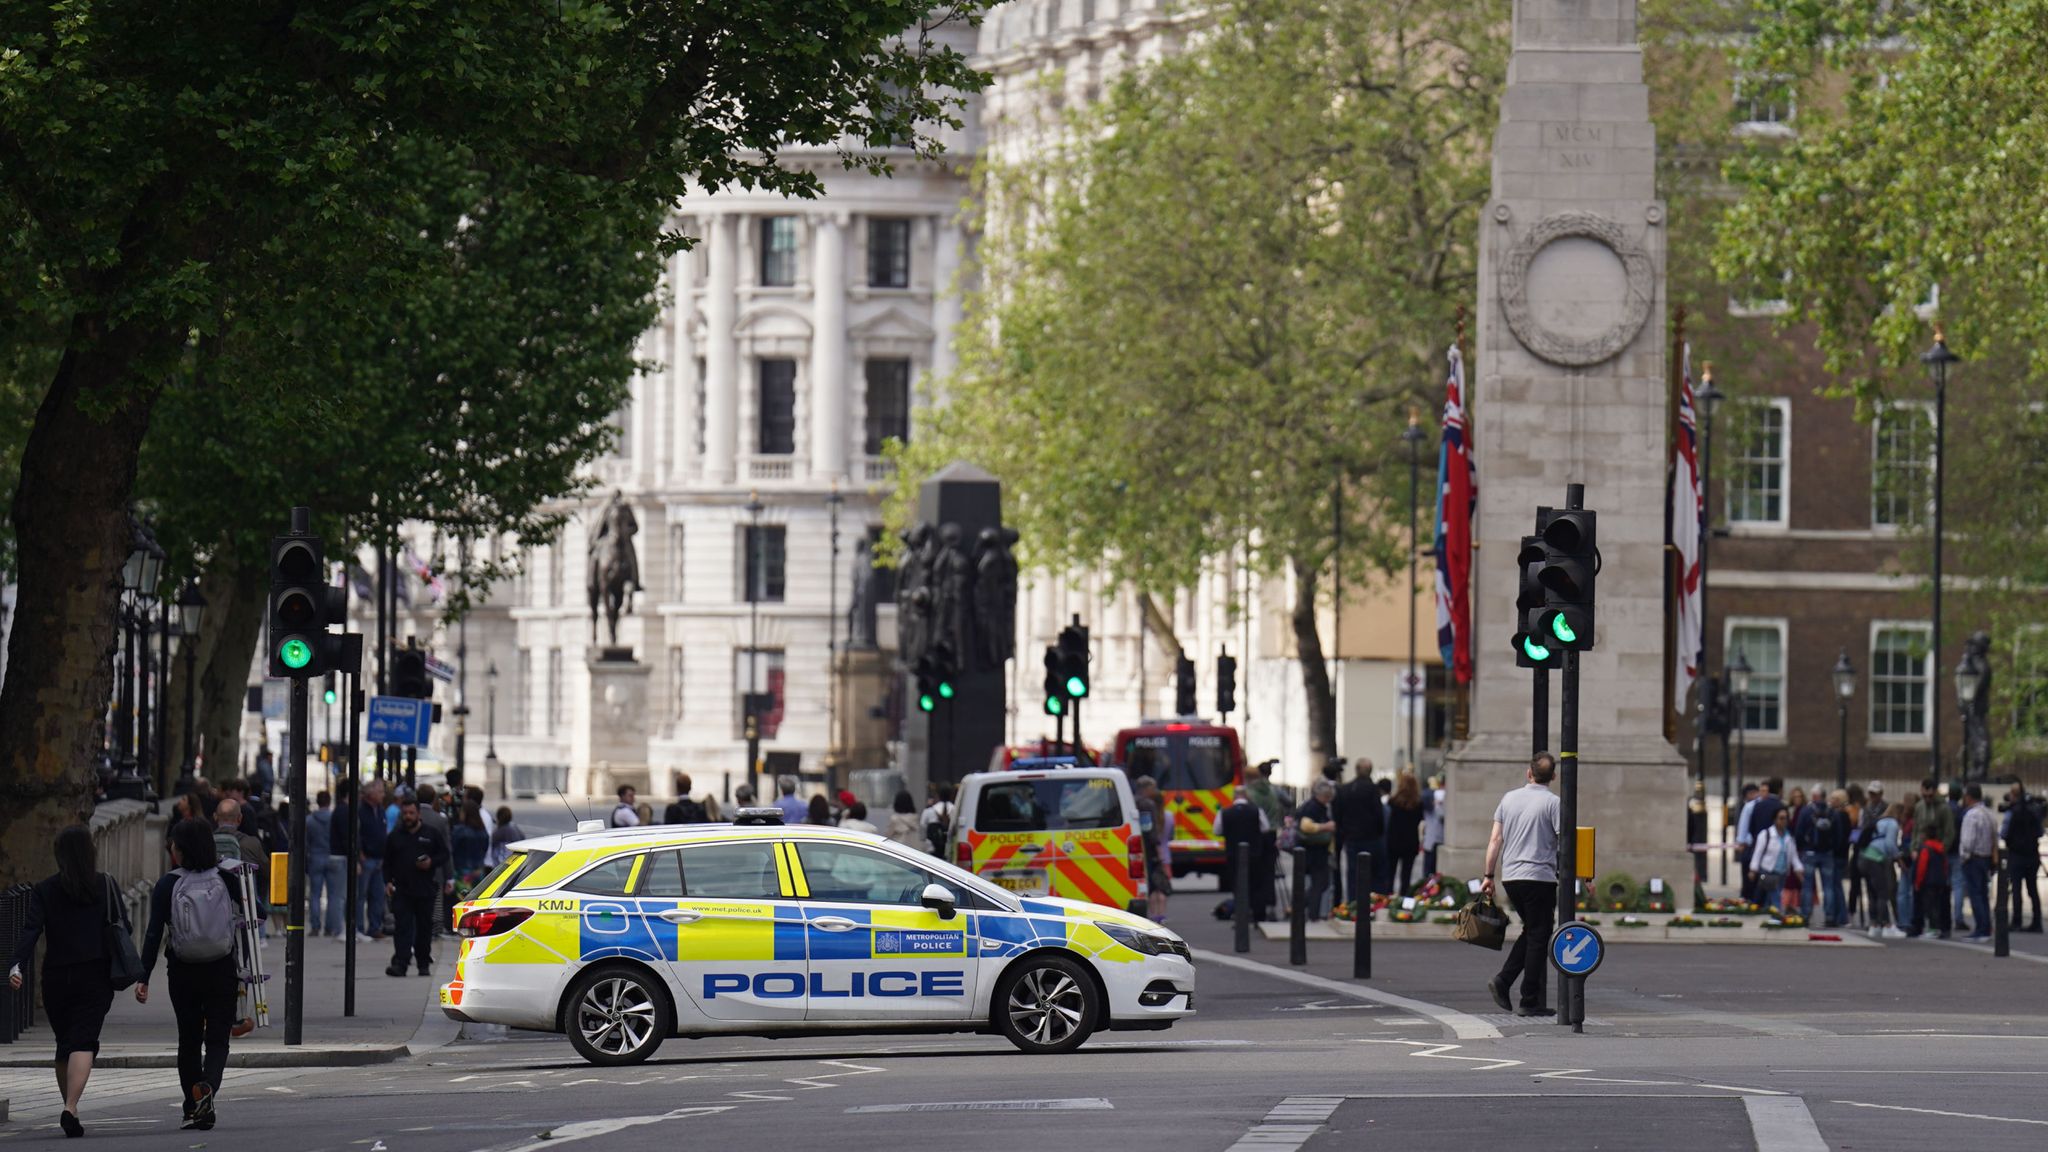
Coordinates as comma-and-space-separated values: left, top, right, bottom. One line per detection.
440, 811, 1195, 1064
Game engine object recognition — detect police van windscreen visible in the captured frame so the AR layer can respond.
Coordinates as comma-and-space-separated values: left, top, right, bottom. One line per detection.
975, 778, 1124, 833
1124, 734, 1235, 791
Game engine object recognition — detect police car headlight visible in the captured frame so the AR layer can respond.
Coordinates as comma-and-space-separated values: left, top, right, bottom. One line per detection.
1097, 922, 1176, 956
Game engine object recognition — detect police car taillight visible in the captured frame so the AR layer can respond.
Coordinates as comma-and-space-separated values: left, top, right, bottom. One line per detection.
458, 906, 534, 938
1128, 835, 1144, 880
955, 841, 972, 867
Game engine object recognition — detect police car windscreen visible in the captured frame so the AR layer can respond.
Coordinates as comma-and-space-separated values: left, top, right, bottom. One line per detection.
975, 778, 1124, 833
1126, 734, 1234, 792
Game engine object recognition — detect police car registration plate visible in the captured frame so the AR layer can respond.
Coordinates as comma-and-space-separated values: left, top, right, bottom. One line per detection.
992, 872, 1048, 895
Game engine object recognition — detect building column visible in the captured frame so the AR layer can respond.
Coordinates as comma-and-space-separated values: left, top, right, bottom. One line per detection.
929, 219, 963, 387
664, 230, 697, 482
810, 212, 849, 481
703, 213, 739, 484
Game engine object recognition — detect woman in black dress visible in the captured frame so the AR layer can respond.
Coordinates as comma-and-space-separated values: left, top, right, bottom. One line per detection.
1386, 771, 1426, 897
5, 826, 125, 1138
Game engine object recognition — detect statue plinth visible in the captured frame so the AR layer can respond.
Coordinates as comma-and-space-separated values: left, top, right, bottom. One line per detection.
569, 653, 651, 799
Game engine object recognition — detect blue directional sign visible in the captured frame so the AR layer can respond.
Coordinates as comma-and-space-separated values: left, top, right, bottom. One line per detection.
1549, 921, 1604, 978
366, 695, 432, 748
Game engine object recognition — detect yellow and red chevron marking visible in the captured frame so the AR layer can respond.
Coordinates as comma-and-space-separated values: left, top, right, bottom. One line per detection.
1169, 786, 1231, 841
963, 828, 1138, 909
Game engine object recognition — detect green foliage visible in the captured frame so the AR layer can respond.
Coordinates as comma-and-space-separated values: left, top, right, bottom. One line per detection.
894, 0, 1505, 605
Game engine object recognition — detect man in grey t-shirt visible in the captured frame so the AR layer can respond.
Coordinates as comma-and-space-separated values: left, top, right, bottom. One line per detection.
1482, 752, 1561, 1016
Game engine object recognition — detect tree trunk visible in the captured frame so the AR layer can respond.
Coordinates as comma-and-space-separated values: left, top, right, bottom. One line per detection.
1289, 555, 1337, 770
0, 317, 169, 886
195, 559, 267, 783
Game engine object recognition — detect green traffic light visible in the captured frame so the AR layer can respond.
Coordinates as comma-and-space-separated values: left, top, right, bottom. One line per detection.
323, 688, 338, 705
1065, 675, 1088, 698
279, 637, 313, 670
1521, 635, 1553, 663
938, 681, 955, 700
918, 693, 936, 713
1549, 614, 1578, 645
1045, 695, 1064, 716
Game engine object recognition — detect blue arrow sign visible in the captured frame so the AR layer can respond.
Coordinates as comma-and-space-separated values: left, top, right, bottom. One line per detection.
366, 695, 433, 748
1549, 921, 1604, 978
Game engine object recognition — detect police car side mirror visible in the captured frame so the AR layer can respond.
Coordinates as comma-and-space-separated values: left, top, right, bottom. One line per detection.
920, 882, 958, 921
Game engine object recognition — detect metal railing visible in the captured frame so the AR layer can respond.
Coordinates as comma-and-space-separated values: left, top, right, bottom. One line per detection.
0, 883, 34, 1043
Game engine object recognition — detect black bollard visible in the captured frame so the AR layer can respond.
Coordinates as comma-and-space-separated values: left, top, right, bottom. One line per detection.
1289, 847, 1308, 966
1353, 851, 1373, 979
1995, 864, 2011, 959
1233, 845, 1252, 953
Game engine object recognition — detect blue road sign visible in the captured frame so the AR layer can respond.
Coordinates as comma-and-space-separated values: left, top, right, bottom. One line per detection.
366, 695, 432, 747
1549, 921, 1604, 977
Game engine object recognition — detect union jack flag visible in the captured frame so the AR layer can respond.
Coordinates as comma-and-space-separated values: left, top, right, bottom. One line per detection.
1671, 344, 1704, 708
1433, 344, 1476, 685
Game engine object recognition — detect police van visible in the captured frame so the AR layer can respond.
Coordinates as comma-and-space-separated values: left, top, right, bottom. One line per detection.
950, 767, 1144, 912
440, 811, 1194, 1065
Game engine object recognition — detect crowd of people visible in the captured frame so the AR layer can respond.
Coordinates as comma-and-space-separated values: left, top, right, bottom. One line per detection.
1733, 776, 2045, 939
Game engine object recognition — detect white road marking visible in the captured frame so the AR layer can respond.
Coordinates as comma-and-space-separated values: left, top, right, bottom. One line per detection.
1355, 1039, 1523, 1072
488, 1107, 735, 1152
1906, 934, 2048, 965
1224, 1096, 1343, 1152
1742, 1096, 1829, 1152
1531, 1069, 1686, 1086
1775, 1068, 2048, 1075
1374, 1017, 1433, 1026
726, 1058, 882, 1104
1833, 1100, 2048, 1126
846, 1098, 1112, 1114
1272, 999, 1374, 1012
1698, 1083, 1791, 1096
1191, 947, 1501, 1039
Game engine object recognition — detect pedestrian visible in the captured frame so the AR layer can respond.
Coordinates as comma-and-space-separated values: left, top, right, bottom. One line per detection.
774, 776, 808, 826
463, 787, 494, 839
488, 806, 525, 867
1333, 759, 1384, 905
1733, 782, 1762, 902
1957, 783, 1998, 943
413, 784, 455, 934
885, 790, 924, 849
921, 782, 957, 856
252, 741, 275, 804
663, 774, 709, 824
733, 783, 757, 807
1244, 763, 1287, 911
1386, 771, 1424, 898
1909, 777, 1955, 939
1686, 785, 1709, 884
307, 791, 337, 937
1132, 775, 1173, 923
213, 799, 266, 943
1422, 775, 1447, 880
5, 826, 127, 1138
1293, 779, 1336, 921
1793, 785, 1835, 923
1482, 752, 1562, 1018
450, 801, 490, 885
326, 782, 356, 939
1748, 807, 1803, 916
1373, 778, 1396, 894
1217, 787, 1271, 920
357, 779, 389, 941
1843, 783, 1868, 926
839, 801, 879, 835
806, 793, 833, 825
1859, 801, 1905, 938
609, 785, 641, 828
834, 789, 859, 824
2004, 781, 2043, 932
137, 818, 248, 1131
383, 798, 449, 978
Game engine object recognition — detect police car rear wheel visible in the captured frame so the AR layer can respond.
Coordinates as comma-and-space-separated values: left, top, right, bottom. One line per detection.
565, 967, 671, 1066
996, 955, 1098, 1054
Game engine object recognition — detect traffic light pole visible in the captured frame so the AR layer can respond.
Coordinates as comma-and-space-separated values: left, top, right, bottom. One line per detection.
285, 673, 308, 1045
1532, 667, 1549, 760
1555, 482, 1585, 1033
344, 676, 361, 1017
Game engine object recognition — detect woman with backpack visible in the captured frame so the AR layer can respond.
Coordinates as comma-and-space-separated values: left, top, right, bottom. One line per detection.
6, 826, 131, 1138
136, 818, 249, 1131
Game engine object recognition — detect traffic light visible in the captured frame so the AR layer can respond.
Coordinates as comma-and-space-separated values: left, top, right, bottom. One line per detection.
1511, 532, 1563, 670
322, 673, 338, 706
916, 643, 957, 714
1056, 621, 1090, 701
1174, 652, 1197, 716
267, 523, 345, 679
1533, 508, 1598, 651
1042, 646, 1065, 716
392, 644, 432, 699
1216, 650, 1238, 715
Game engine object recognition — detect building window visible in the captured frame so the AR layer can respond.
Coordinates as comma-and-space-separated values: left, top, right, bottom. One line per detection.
759, 217, 799, 287
516, 649, 532, 734
548, 545, 565, 607
1872, 402, 1936, 528
1726, 399, 1789, 527
742, 525, 786, 603
1725, 619, 1786, 735
547, 648, 564, 736
734, 648, 787, 740
1733, 73, 1795, 136
668, 646, 686, 721
864, 358, 912, 455
868, 218, 912, 289
758, 359, 797, 456
693, 358, 707, 458
669, 524, 686, 598
1870, 624, 1931, 738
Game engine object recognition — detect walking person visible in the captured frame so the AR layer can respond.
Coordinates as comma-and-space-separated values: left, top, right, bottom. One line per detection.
137, 819, 249, 1131
1422, 775, 1447, 880
2005, 781, 2043, 932
1483, 753, 1561, 1018
383, 798, 449, 977
1957, 783, 1998, 943
326, 783, 357, 938
1218, 788, 1271, 920
306, 791, 337, 937
5, 827, 128, 1138
885, 790, 924, 849
1133, 775, 1174, 923
449, 801, 490, 888
663, 774, 709, 824
775, 776, 808, 825
356, 779, 389, 941
1859, 801, 1906, 938
1293, 779, 1337, 921
488, 806, 525, 868
1386, 771, 1425, 897
1844, 783, 1868, 927
1748, 807, 1803, 916
1333, 759, 1384, 906
1909, 778, 1955, 939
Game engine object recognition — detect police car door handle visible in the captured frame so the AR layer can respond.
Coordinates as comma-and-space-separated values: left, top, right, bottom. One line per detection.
812, 916, 860, 933
656, 909, 702, 924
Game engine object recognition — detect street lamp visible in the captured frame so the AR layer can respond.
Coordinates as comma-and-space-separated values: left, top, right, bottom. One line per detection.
485, 660, 502, 799
1728, 647, 1752, 800
744, 491, 765, 799
825, 482, 844, 783
1954, 641, 1987, 780
1921, 326, 1960, 779
1400, 409, 1427, 773
1696, 363, 1724, 795
1832, 649, 1855, 790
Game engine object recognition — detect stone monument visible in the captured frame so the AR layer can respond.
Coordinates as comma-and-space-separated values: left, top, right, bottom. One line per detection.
1442, 0, 1688, 883
902, 462, 1010, 794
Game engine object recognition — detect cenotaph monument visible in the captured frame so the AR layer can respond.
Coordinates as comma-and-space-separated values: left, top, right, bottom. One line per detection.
1442, 0, 1689, 883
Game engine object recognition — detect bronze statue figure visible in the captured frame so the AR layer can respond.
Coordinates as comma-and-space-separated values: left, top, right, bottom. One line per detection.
587, 490, 641, 647
929, 523, 972, 669
1962, 629, 1993, 778
847, 533, 880, 651
972, 526, 1019, 670
895, 523, 933, 666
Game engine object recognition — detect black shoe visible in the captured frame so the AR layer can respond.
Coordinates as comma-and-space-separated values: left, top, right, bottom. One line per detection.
2022, 923, 2043, 933
386, 965, 408, 977
180, 1083, 214, 1129
60, 1110, 83, 1138
1486, 977, 1512, 1012
1515, 1005, 1556, 1017
417, 965, 432, 977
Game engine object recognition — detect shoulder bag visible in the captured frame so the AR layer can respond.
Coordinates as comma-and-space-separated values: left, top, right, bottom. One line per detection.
103, 876, 145, 991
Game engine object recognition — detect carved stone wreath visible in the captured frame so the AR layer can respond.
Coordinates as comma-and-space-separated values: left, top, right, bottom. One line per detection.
1498, 210, 1655, 367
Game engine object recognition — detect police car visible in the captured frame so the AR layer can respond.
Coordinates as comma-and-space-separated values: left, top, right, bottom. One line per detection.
440, 810, 1195, 1065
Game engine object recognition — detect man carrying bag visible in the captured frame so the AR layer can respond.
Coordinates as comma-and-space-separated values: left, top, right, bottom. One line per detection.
1480, 752, 1562, 1018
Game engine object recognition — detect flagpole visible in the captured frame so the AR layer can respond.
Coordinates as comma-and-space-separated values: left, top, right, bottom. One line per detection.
1665, 306, 1684, 744
1454, 306, 1472, 743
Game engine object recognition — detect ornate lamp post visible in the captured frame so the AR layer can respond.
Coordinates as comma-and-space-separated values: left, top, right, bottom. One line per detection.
1728, 647, 1752, 801
177, 580, 207, 785
825, 482, 844, 781
1832, 649, 1856, 791
1954, 638, 1988, 781
1400, 410, 1427, 771
744, 491, 765, 798
111, 520, 164, 800
1921, 328, 1960, 780
485, 660, 502, 800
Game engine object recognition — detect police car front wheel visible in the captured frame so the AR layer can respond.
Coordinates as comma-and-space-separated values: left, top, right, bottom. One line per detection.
564, 966, 673, 1066
995, 955, 1099, 1055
